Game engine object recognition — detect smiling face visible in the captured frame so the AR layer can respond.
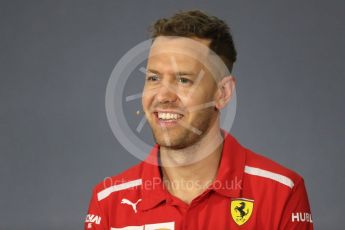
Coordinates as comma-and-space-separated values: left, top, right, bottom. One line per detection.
142, 36, 221, 149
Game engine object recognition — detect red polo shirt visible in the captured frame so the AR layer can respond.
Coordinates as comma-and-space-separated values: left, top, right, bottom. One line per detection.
85, 131, 313, 229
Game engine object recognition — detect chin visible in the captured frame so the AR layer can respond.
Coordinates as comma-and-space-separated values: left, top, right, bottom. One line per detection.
148, 113, 214, 148
152, 131, 184, 149
153, 130, 200, 150
159, 141, 188, 149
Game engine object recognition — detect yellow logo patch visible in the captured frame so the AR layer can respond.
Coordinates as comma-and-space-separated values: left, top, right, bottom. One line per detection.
230, 198, 254, 226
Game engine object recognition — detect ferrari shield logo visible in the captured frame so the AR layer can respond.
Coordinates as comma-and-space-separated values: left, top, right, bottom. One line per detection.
230, 198, 254, 226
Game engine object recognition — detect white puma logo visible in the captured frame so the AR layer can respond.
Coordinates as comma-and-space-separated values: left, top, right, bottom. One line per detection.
120, 198, 142, 213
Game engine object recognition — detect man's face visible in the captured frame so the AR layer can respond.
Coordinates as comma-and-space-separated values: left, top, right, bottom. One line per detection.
142, 36, 220, 149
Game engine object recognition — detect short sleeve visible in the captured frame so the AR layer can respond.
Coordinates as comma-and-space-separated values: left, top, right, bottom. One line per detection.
278, 178, 314, 230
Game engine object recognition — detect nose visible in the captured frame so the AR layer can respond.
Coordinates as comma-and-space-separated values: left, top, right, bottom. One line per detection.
155, 80, 178, 104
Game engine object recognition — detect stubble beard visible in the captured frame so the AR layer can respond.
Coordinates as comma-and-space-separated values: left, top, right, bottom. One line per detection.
149, 107, 216, 150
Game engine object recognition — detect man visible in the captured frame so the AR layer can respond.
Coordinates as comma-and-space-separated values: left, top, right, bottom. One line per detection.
85, 10, 313, 229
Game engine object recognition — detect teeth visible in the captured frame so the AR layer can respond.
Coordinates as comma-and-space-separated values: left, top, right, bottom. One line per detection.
157, 112, 182, 120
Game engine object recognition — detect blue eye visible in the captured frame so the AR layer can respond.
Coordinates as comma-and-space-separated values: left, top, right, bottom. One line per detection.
177, 76, 192, 84
146, 75, 159, 81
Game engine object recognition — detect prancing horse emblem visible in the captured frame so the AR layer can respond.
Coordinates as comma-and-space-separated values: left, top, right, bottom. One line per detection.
230, 198, 254, 226
235, 202, 249, 219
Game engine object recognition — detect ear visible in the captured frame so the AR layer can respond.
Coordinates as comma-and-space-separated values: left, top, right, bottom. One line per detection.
214, 75, 236, 110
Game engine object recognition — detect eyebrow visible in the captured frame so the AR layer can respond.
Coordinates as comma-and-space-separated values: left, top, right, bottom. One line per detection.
146, 69, 195, 76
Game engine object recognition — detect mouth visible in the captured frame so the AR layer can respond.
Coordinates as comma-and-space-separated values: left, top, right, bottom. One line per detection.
152, 111, 184, 127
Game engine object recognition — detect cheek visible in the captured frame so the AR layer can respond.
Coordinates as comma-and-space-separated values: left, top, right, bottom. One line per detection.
187, 88, 213, 105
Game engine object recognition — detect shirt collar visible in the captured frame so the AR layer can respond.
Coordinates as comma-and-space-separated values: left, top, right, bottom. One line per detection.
139, 129, 246, 211
139, 144, 168, 211
208, 129, 245, 198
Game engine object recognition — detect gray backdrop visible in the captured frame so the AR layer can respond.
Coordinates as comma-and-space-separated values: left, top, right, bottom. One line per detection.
1, 0, 344, 229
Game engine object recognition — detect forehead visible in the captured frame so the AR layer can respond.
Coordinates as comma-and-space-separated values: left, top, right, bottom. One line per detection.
148, 36, 212, 63
147, 36, 228, 79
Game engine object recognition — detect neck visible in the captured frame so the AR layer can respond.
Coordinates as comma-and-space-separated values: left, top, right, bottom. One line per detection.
159, 120, 224, 204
